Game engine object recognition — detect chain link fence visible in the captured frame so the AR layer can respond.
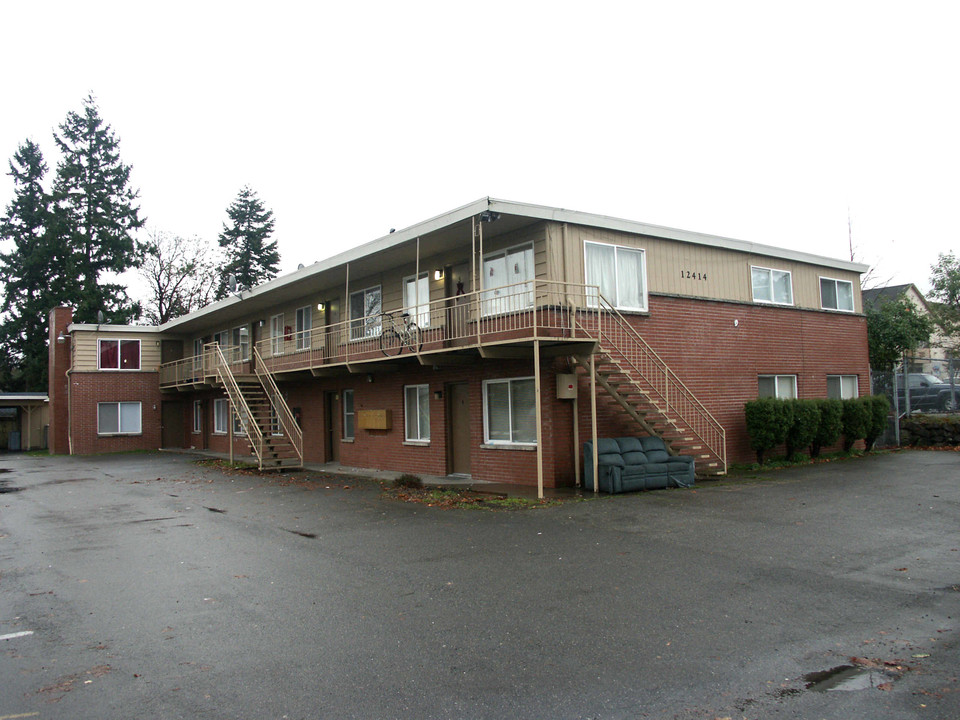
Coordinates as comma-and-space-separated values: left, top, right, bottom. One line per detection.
871, 355, 959, 446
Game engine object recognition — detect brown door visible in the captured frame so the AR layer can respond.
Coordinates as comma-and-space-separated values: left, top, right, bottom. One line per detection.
324, 391, 339, 463
447, 382, 471, 475
161, 401, 185, 448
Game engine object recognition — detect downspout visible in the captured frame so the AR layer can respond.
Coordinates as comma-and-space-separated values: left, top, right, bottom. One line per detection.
66, 368, 74, 455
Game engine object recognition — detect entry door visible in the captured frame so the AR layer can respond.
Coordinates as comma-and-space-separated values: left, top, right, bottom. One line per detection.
324, 391, 339, 463
161, 401, 185, 448
447, 382, 471, 475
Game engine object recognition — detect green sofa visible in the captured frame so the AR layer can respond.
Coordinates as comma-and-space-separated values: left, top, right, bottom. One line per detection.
583, 436, 695, 493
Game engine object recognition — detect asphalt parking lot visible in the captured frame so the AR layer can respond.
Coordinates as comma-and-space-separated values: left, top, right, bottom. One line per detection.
1, 450, 958, 719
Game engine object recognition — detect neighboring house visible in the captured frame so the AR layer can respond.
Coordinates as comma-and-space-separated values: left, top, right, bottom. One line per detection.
862, 283, 956, 378
0, 392, 49, 451
48, 198, 870, 492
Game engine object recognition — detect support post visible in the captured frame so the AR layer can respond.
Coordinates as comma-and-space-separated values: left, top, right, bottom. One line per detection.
573, 384, 580, 488
228, 401, 234, 465
590, 353, 598, 494
534, 340, 544, 500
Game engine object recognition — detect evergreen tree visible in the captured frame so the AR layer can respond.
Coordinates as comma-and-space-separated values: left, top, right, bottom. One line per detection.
0, 140, 68, 391
51, 95, 145, 323
216, 186, 279, 299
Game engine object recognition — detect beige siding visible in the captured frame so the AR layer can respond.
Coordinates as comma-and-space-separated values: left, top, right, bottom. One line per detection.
554, 223, 863, 313
71, 331, 163, 372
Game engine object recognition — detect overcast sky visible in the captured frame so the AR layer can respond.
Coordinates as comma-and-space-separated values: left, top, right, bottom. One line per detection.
2, 1, 957, 300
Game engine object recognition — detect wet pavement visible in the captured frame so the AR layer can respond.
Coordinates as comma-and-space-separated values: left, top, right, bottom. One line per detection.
1, 449, 958, 719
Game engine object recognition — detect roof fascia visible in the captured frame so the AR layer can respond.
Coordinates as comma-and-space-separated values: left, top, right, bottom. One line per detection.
68, 324, 162, 333
160, 197, 493, 333
486, 198, 871, 274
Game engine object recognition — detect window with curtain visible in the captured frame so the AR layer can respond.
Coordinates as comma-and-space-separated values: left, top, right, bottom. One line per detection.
820, 277, 854, 312
342, 389, 355, 440
758, 375, 798, 399
404, 385, 430, 441
270, 314, 284, 355
295, 306, 312, 350
481, 243, 534, 316
483, 377, 536, 444
403, 274, 430, 328
214, 398, 229, 434
97, 402, 141, 434
584, 242, 647, 310
98, 339, 140, 370
827, 375, 859, 399
751, 267, 793, 305
350, 286, 382, 339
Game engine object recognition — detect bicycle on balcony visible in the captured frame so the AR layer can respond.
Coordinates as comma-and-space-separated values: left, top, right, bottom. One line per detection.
379, 311, 422, 356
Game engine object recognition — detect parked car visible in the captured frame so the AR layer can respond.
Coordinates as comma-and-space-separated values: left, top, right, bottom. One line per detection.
896, 373, 960, 412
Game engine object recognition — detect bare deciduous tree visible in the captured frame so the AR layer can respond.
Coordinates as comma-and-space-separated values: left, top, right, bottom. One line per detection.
141, 230, 219, 325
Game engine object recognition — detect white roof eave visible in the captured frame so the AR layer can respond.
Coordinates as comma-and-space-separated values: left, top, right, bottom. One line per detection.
159, 196, 870, 334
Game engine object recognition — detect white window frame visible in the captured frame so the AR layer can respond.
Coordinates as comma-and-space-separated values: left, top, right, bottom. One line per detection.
827, 374, 859, 399
232, 325, 250, 361
270, 314, 284, 356
213, 398, 229, 434
97, 401, 141, 435
403, 273, 430, 328
481, 242, 535, 317
482, 376, 538, 446
758, 374, 798, 399
97, 338, 141, 371
342, 389, 355, 440
349, 285, 383, 340
193, 338, 204, 374
295, 306, 312, 351
404, 384, 430, 442
751, 266, 794, 306
819, 277, 855, 312
583, 241, 648, 312
193, 400, 202, 434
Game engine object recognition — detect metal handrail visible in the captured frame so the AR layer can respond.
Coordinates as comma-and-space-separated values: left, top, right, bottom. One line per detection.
253, 345, 303, 465
577, 296, 726, 471
208, 343, 264, 468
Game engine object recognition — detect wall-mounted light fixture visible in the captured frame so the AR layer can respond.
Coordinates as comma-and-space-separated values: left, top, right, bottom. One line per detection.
317, 302, 325, 312
258, 319, 265, 328
433, 390, 443, 400
366, 373, 374, 383
433, 268, 444, 281
57, 331, 68, 344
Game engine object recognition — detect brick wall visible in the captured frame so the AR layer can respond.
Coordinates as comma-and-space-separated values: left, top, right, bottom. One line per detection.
574, 294, 870, 465
68, 372, 163, 454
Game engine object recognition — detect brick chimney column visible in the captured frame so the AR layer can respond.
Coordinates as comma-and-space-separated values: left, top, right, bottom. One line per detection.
48, 307, 73, 455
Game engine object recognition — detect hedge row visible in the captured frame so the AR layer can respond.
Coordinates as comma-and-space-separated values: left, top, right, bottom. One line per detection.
743, 396, 889, 465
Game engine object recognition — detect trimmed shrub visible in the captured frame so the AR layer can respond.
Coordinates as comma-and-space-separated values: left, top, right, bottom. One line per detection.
744, 398, 791, 465
810, 398, 843, 458
841, 397, 870, 452
785, 399, 820, 459
863, 395, 890, 450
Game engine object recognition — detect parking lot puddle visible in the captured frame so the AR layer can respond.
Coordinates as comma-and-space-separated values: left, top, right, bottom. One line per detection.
803, 664, 897, 692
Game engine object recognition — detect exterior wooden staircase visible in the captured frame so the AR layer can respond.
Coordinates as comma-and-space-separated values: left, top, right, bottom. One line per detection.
209, 344, 304, 470
574, 297, 726, 476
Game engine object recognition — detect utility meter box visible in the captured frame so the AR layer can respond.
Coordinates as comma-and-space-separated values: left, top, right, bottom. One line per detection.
556, 374, 577, 399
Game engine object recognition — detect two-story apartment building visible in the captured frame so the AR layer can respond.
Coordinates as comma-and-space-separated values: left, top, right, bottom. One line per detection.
48, 198, 870, 495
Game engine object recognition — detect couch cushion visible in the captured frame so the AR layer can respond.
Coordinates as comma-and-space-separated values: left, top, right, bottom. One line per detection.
639, 436, 668, 453
622, 451, 648, 465
597, 453, 625, 468
595, 438, 621, 455
645, 450, 670, 463
615, 437, 644, 453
